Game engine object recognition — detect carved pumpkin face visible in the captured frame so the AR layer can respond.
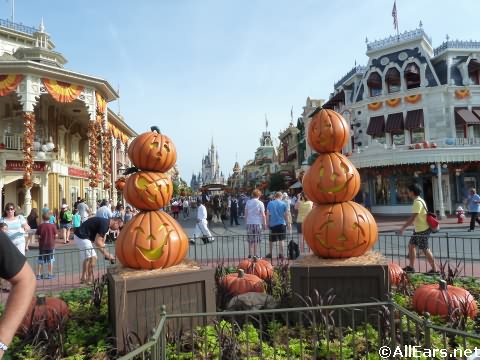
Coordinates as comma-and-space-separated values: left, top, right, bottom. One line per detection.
303, 202, 377, 258
115, 211, 189, 269
303, 153, 360, 204
124, 171, 173, 210
127, 128, 177, 172
308, 108, 349, 153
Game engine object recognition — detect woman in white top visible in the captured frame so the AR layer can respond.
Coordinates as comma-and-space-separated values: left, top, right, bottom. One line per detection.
245, 189, 267, 258
0, 202, 30, 255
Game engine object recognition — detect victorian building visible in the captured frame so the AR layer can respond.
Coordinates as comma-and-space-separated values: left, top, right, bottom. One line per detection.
320, 26, 480, 216
200, 139, 225, 186
0, 19, 136, 215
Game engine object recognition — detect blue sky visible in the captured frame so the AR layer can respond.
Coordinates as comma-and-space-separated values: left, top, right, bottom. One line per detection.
3, 0, 479, 181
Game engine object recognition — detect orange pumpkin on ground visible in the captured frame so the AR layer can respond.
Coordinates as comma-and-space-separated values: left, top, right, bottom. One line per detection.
18, 295, 69, 335
389, 262, 405, 286
307, 108, 349, 153
115, 177, 126, 191
302, 153, 360, 204
127, 126, 177, 172
238, 256, 274, 280
115, 210, 189, 270
123, 171, 173, 210
302, 201, 377, 258
221, 269, 265, 296
412, 280, 478, 319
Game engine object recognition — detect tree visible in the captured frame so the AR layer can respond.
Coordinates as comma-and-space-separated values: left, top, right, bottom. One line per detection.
268, 173, 286, 192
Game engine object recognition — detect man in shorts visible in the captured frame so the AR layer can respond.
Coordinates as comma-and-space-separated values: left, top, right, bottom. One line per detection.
266, 192, 291, 259
0, 231, 36, 359
73, 217, 122, 284
398, 183, 438, 274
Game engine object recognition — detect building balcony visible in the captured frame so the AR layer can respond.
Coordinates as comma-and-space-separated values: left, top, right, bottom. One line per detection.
350, 137, 480, 168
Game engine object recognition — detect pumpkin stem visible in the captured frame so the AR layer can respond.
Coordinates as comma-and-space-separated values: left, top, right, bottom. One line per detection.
150, 126, 161, 133
238, 269, 245, 278
438, 279, 447, 290
252, 256, 258, 262
123, 166, 139, 176
36, 294, 46, 305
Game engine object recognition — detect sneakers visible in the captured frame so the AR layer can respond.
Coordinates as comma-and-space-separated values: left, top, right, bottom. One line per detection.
403, 266, 415, 273
36, 274, 42, 280
427, 269, 440, 275
37, 274, 55, 280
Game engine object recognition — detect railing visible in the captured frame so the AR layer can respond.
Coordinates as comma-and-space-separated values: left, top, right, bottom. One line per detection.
434, 39, 480, 56
334, 65, 367, 89
366, 28, 432, 53
3, 134, 23, 150
119, 300, 480, 359
0, 18, 38, 35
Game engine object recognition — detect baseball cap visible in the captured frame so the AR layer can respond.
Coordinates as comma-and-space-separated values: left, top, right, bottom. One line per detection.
62, 204, 68, 209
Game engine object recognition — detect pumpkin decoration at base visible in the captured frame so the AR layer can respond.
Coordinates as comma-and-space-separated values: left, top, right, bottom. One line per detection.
307, 108, 349, 153
302, 201, 377, 258
221, 269, 265, 296
18, 295, 69, 335
412, 280, 478, 319
115, 177, 126, 191
237, 256, 274, 281
123, 171, 173, 210
115, 210, 189, 270
302, 152, 360, 204
127, 126, 177, 172
389, 262, 405, 286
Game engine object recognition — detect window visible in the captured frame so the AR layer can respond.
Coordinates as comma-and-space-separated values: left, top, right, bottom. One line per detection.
392, 133, 405, 145
468, 59, 480, 85
374, 175, 391, 205
395, 178, 411, 204
404, 63, 420, 89
367, 72, 382, 97
386, 68, 401, 93
411, 129, 425, 143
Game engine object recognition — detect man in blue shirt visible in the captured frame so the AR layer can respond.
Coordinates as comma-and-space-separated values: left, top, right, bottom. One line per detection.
467, 188, 480, 232
266, 192, 291, 259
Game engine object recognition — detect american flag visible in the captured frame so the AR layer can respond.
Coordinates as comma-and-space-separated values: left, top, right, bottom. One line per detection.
392, 1, 398, 31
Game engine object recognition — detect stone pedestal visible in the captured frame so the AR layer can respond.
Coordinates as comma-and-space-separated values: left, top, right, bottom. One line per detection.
107, 261, 215, 352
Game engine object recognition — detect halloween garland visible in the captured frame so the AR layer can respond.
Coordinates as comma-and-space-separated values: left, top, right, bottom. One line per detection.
22, 112, 36, 188
103, 131, 112, 190
87, 121, 100, 188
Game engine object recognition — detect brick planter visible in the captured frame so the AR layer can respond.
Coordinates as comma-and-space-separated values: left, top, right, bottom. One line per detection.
107, 261, 215, 352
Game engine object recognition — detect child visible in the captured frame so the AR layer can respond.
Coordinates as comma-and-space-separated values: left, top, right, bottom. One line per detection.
49, 208, 57, 226
72, 209, 81, 232
0, 223, 7, 233
36, 212, 57, 280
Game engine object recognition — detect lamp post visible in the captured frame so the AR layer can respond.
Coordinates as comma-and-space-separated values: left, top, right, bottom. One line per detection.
430, 163, 447, 219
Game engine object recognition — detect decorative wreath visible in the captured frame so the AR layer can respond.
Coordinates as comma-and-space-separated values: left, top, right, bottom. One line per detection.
455, 89, 470, 99
367, 102, 383, 111
404, 94, 422, 104
386, 98, 401, 107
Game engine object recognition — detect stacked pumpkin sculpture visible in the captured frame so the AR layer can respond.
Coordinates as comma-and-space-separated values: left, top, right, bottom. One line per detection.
302, 109, 378, 258
115, 127, 189, 270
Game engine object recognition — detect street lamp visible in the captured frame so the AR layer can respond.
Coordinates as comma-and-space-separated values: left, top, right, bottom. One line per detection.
430, 163, 448, 219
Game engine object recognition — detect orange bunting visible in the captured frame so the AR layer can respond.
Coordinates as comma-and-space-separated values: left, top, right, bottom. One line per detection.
386, 98, 401, 107
455, 89, 470, 99
42, 78, 84, 103
0, 74, 23, 96
367, 102, 383, 111
404, 94, 422, 104
95, 92, 107, 114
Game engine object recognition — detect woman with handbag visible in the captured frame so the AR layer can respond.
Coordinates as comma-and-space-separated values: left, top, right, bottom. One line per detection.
398, 183, 439, 274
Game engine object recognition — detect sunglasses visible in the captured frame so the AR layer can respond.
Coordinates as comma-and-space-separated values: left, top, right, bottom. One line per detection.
7, 208, 14, 211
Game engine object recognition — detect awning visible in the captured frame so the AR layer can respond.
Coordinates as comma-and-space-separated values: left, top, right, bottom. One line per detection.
405, 109, 424, 130
455, 108, 480, 125
289, 181, 302, 189
472, 107, 480, 120
385, 113, 404, 133
366, 116, 385, 136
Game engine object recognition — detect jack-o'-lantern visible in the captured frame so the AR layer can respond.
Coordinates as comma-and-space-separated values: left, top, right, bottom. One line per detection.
302, 153, 360, 203
412, 280, 478, 319
127, 126, 177, 172
307, 108, 349, 153
124, 171, 173, 210
115, 210, 189, 269
302, 201, 377, 258
237, 256, 273, 280
115, 177, 126, 191
221, 269, 265, 296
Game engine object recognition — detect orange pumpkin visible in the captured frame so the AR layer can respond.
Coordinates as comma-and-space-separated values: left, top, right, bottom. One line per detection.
123, 171, 173, 210
302, 153, 360, 204
18, 295, 69, 335
302, 202, 377, 258
221, 269, 265, 296
389, 262, 405, 286
115, 177, 126, 191
115, 210, 189, 269
412, 280, 478, 319
127, 127, 177, 172
307, 108, 349, 153
237, 256, 274, 280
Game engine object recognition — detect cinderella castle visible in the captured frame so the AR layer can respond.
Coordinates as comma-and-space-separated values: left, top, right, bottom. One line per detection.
191, 139, 226, 191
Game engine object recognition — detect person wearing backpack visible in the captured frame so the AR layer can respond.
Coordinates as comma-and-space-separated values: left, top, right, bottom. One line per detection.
59, 204, 73, 244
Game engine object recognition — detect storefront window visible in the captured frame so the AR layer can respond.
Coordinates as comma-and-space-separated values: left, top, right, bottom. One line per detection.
395, 178, 411, 204
411, 129, 424, 143
373, 135, 386, 145
473, 125, 480, 138
392, 133, 405, 145
374, 175, 391, 205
